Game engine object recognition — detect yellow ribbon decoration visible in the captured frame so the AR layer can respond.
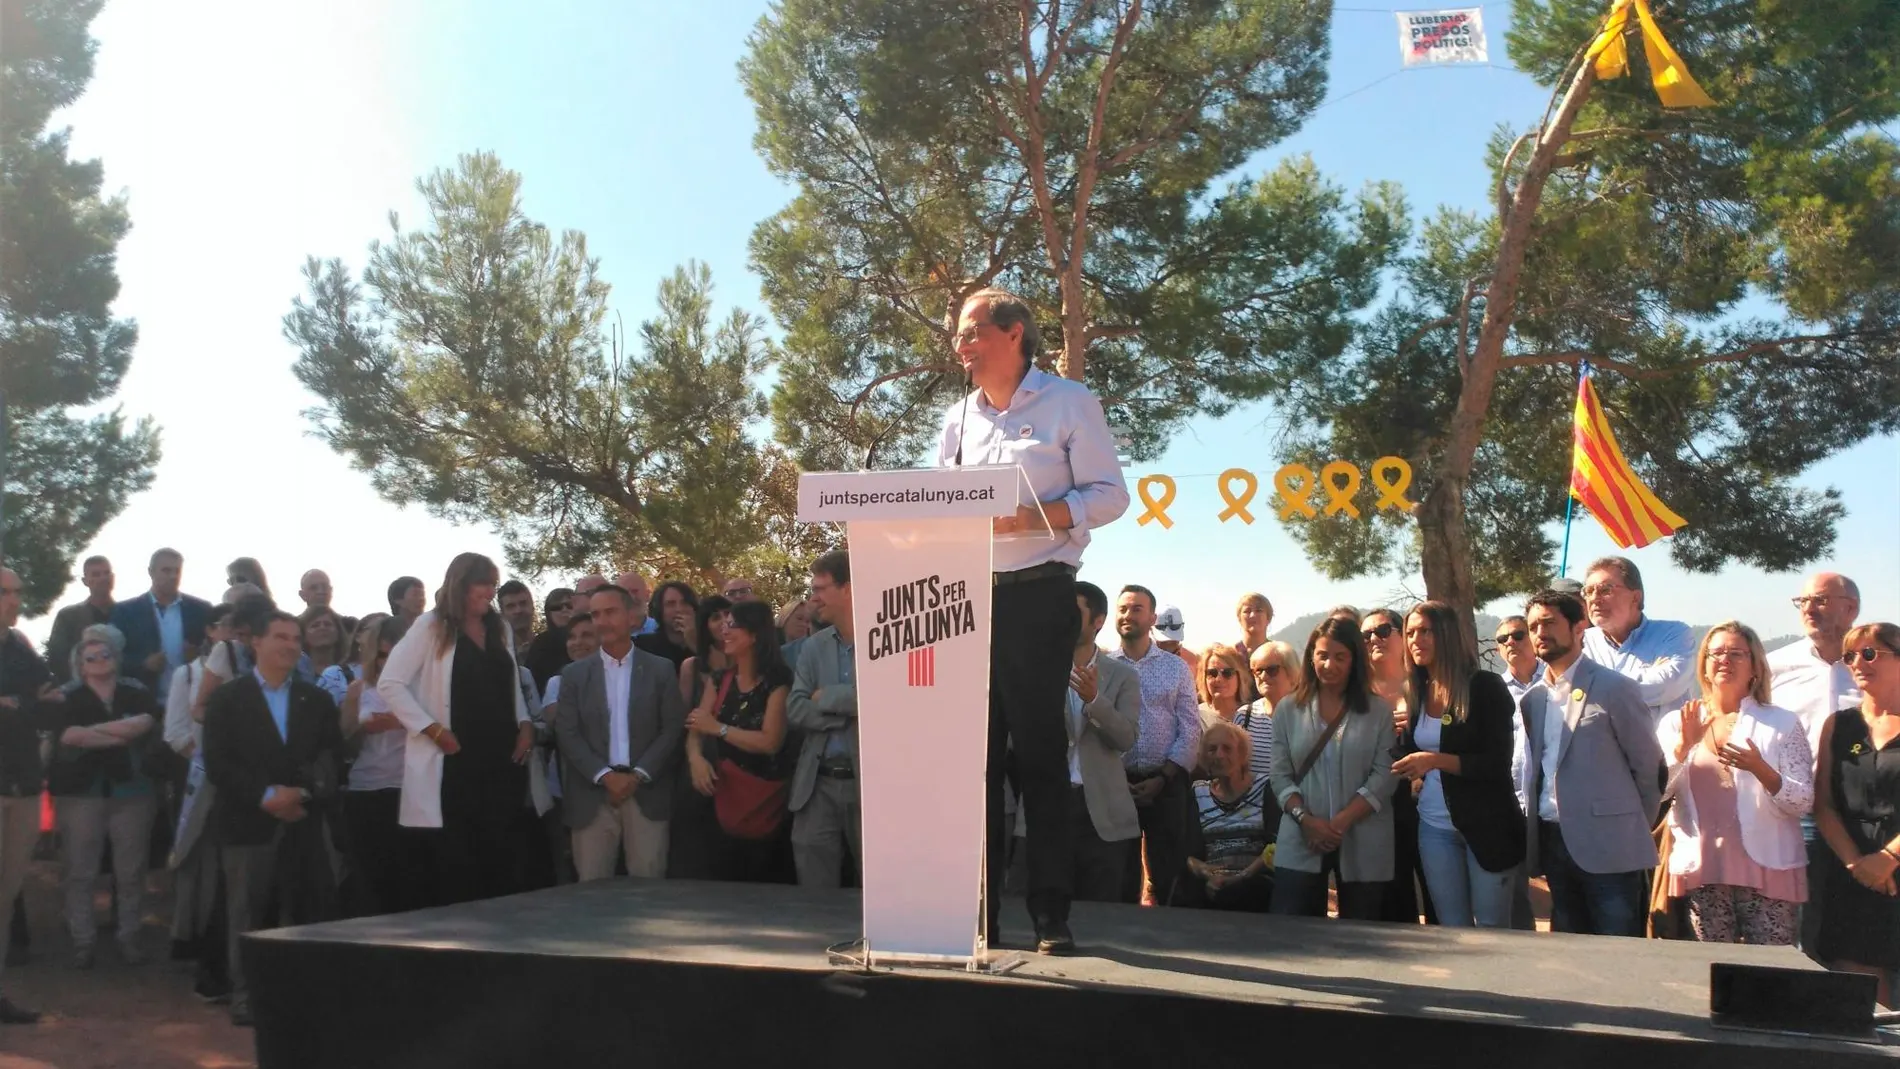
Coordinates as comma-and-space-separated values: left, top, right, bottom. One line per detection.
1216, 468, 1258, 524
1273, 464, 1318, 520
1320, 460, 1362, 518
1588, 0, 1714, 109
1135, 475, 1177, 528
1370, 456, 1415, 512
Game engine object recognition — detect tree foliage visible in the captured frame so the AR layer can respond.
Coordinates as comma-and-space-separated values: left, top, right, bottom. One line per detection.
0, 0, 160, 613
287, 153, 834, 603
1279, 0, 1900, 612
743, 0, 1406, 468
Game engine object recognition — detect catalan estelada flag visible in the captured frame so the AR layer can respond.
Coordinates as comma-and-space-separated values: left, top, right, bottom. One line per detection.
1570, 372, 1686, 548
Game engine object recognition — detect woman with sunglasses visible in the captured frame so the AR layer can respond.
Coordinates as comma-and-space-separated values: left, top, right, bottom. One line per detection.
1364, 608, 1435, 925
522, 588, 576, 693
1658, 622, 1811, 946
1393, 602, 1526, 928
1816, 622, 1900, 1003
1198, 643, 1272, 782
52, 629, 161, 967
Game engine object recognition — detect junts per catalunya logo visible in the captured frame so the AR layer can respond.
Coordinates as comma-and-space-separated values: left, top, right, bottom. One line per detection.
869, 574, 977, 688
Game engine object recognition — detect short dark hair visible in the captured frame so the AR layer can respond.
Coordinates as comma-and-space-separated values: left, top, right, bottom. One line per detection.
594, 584, 637, 611
1119, 584, 1157, 612
1527, 589, 1587, 627
259, 610, 302, 637
811, 550, 850, 587
1076, 581, 1108, 620
1585, 554, 1644, 609
206, 603, 234, 629
566, 611, 594, 629
387, 576, 423, 612
498, 579, 531, 601
964, 288, 1039, 363
150, 548, 182, 568
230, 593, 278, 636
82, 555, 110, 571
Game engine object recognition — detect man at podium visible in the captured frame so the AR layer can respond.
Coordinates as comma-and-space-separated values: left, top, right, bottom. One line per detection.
938, 288, 1131, 954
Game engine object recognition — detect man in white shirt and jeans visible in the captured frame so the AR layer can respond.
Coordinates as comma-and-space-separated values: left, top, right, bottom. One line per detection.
1766, 571, 1861, 953
939, 287, 1130, 955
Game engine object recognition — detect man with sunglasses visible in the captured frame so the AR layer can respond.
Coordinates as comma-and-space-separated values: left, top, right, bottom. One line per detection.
1767, 571, 1862, 955
938, 288, 1130, 954
1578, 556, 1696, 721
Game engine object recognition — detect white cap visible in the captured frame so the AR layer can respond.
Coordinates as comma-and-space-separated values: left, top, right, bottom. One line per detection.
1155, 605, 1185, 643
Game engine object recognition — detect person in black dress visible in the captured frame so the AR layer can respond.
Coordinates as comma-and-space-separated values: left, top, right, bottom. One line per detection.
667, 595, 732, 880
684, 600, 795, 884
1815, 621, 1900, 1005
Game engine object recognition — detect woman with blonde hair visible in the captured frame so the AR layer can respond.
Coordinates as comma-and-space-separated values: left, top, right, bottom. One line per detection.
1392, 601, 1525, 928
1236, 593, 1273, 659
1201, 642, 1272, 782
1815, 621, 1900, 1002
379, 553, 541, 906
1660, 621, 1812, 946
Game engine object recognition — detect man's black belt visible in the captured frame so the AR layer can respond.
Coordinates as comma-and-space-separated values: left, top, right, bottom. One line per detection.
993, 561, 1076, 586
817, 763, 856, 780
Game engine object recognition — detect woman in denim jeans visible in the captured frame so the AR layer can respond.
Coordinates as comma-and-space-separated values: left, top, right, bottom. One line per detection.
1393, 601, 1526, 928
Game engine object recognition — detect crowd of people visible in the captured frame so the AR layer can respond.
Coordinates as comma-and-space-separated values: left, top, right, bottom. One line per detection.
0, 545, 1892, 1029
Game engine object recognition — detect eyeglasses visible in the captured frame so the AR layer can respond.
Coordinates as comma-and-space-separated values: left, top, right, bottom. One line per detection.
1362, 622, 1397, 640
1705, 649, 1752, 663
1845, 647, 1892, 666
1495, 629, 1528, 643
1792, 596, 1842, 611
1204, 667, 1237, 679
1581, 582, 1625, 600
1252, 664, 1284, 678
82, 650, 114, 663
954, 321, 997, 345
726, 586, 754, 598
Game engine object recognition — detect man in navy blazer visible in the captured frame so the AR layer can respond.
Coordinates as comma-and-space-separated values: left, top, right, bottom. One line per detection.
1520, 588, 1664, 937
109, 548, 212, 694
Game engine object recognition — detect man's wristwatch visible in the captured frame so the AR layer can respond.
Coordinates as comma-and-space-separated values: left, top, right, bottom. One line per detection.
1289, 804, 1308, 824
718, 724, 730, 739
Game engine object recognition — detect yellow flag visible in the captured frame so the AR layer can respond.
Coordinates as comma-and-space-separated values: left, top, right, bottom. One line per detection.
1587, 0, 1715, 108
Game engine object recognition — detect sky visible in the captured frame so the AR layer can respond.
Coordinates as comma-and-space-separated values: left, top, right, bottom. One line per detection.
20, 0, 1898, 648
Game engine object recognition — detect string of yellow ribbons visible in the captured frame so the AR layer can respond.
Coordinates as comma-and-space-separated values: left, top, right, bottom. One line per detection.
1588, 0, 1714, 108
1135, 457, 1416, 528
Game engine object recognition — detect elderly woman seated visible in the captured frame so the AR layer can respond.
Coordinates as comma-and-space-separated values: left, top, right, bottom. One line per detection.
1173, 720, 1279, 912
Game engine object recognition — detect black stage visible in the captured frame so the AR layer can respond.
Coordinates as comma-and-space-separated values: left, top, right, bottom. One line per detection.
247, 879, 1894, 1068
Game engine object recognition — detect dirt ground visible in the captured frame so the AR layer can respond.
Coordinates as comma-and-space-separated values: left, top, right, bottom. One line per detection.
0, 860, 255, 1069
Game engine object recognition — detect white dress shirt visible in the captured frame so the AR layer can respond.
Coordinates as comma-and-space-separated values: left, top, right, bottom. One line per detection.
1538, 659, 1582, 823
597, 646, 634, 780
936, 367, 1130, 572
1503, 663, 1542, 814
1766, 639, 1861, 759
1065, 651, 1097, 786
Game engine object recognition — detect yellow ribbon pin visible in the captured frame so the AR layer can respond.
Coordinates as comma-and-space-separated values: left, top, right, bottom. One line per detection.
1320, 460, 1362, 518
1370, 456, 1414, 512
1274, 463, 1318, 520
1571, 688, 1585, 702
1440, 713, 1453, 727
1588, 0, 1714, 109
1216, 468, 1258, 524
1136, 475, 1176, 529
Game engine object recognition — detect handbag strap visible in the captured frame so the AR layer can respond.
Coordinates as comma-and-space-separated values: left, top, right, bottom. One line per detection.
1291, 705, 1351, 787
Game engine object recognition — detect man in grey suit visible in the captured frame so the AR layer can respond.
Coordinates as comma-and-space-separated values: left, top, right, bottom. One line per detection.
788, 551, 861, 888
1066, 582, 1141, 901
553, 585, 685, 880
1521, 588, 1664, 936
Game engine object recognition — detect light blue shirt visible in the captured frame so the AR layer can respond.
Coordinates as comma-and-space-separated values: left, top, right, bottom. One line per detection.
1106, 641, 1202, 773
1412, 712, 1452, 830
637, 617, 659, 636
255, 669, 291, 743
152, 594, 186, 690
936, 367, 1131, 572
1582, 615, 1696, 721
1536, 660, 1581, 823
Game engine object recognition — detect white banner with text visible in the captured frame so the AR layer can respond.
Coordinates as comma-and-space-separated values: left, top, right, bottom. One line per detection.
797, 465, 1017, 524
848, 513, 993, 961
1397, 8, 1487, 66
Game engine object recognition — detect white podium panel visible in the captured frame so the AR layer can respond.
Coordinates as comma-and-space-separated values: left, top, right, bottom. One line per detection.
847, 515, 992, 962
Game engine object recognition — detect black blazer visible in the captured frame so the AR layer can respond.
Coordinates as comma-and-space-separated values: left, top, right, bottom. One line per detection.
202, 674, 345, 847
109, 593, 213, 689
1403, 669, 1527, 874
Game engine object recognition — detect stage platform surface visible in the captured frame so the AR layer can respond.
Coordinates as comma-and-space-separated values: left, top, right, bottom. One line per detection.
247, 878, 1894, 1068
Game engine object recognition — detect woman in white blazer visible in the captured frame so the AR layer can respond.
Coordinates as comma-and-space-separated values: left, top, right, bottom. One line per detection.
1659, 621, 1813, 945
378, 553, 540, 906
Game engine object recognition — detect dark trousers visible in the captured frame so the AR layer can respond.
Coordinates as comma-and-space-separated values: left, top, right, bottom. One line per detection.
1271, 850, 1389, 920
342, 789, 411, 916
1385, 787, 1438, 924
1068, 786, 1127, 903
1798, 824, 1828, 958
1539, 820, 1646, 936
985, 572, 1080, 928
1122, 773, 1190, 906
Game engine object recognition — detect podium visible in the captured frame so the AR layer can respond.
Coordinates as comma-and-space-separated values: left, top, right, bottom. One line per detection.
796, 464, 1035, 967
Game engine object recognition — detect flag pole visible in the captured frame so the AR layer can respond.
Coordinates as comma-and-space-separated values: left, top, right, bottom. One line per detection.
1557, 359, 1588, 576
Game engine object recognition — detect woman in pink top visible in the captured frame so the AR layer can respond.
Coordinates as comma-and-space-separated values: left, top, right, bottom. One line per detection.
1658, 621, 1814, 944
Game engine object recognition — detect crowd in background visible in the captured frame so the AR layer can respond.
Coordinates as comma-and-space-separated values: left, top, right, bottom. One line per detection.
0, 546, 1894, 1028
